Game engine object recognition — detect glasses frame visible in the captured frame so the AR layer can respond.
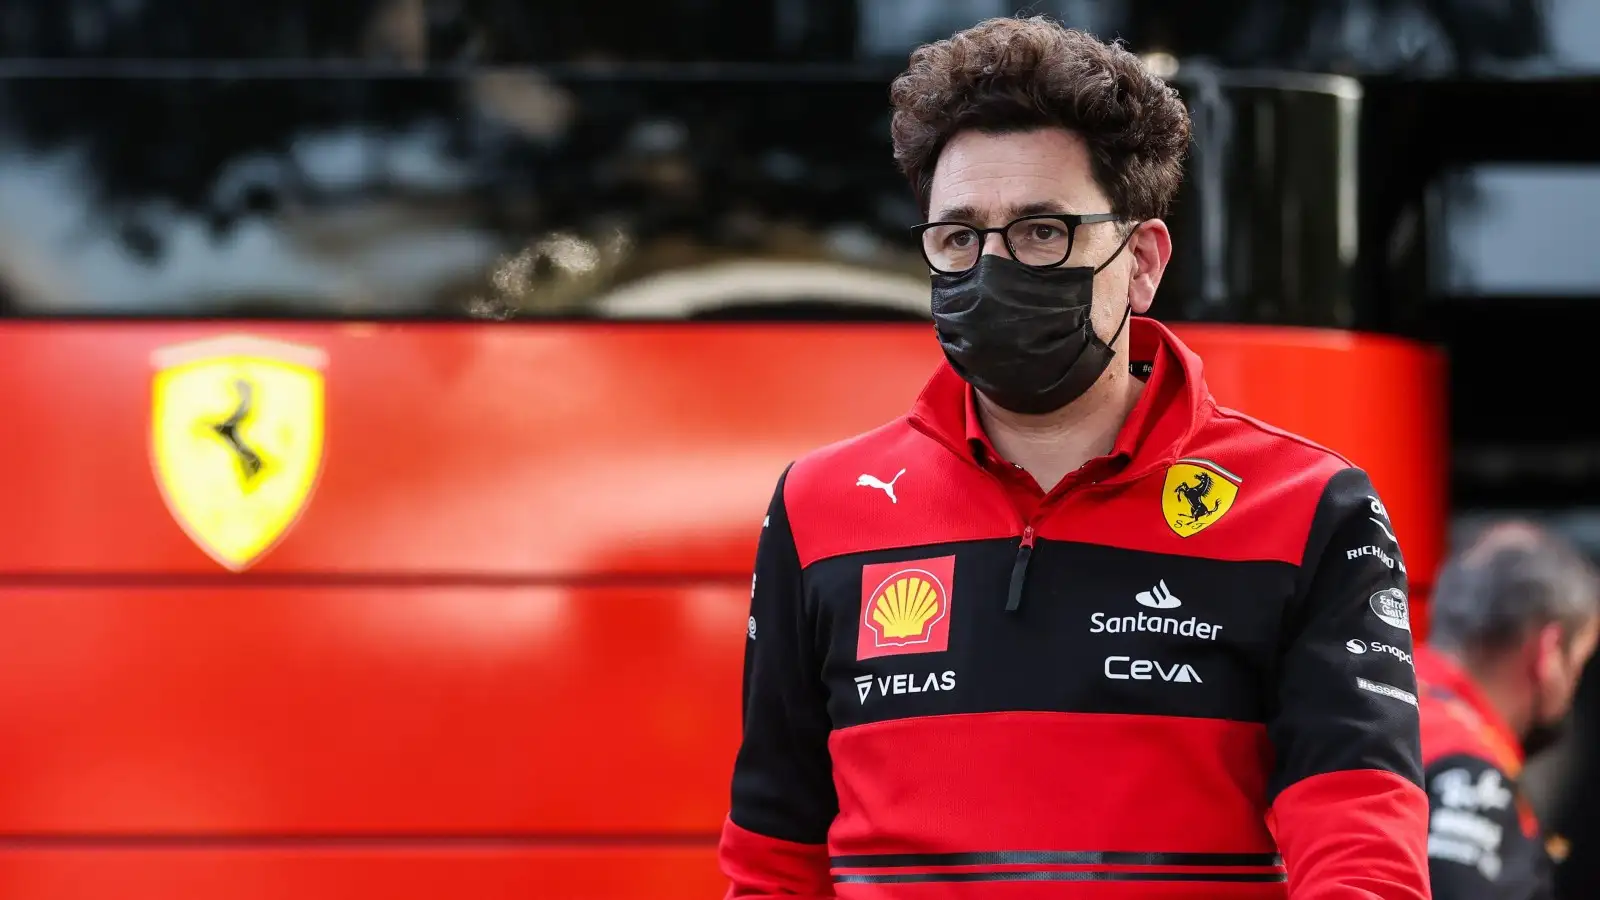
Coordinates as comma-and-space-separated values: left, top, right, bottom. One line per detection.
909, 212, 1122, 275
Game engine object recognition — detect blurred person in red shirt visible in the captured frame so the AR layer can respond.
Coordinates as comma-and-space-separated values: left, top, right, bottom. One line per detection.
1418, 521, 1600, 900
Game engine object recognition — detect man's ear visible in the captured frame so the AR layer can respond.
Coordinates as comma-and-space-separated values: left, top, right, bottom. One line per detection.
1534, 622, 1567, 680
1127, 219, 1171, 315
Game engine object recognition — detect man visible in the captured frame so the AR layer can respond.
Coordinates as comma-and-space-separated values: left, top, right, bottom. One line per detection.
1418, 522, 1600, 900
719, 17, 1429, 899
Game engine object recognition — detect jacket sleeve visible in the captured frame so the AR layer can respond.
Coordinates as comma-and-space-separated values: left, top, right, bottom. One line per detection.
1425, 755, 1555, 900
718, 466, 837, 899
1264, 467, 1431, 899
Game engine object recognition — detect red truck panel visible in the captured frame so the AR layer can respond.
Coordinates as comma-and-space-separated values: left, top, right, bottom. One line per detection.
0, 846, 723, 899
0, 585, 743, 834
0, 321, 1446, 897
0, 323, 936, 577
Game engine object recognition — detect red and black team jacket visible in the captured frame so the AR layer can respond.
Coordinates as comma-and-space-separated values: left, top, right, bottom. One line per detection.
720, 317, 1430, 899
1417, 645, 1555, 900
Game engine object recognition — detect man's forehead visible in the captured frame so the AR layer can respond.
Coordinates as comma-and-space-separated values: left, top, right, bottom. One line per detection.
926, 128, 1104, 223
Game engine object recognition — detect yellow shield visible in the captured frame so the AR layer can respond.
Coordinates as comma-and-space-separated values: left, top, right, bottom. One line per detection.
1161, 458, 1242, 538
150, 335, 327, 570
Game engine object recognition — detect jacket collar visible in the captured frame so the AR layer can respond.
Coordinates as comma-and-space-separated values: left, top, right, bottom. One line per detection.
908, 316, 1211, 485
1415, 644, 1526, 772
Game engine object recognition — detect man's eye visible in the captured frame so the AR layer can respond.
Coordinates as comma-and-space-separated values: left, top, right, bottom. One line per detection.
1029, 224, 1062, 241
947, 231, 975, 248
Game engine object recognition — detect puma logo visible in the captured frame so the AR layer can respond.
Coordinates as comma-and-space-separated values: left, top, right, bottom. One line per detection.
856, 468, 906, 504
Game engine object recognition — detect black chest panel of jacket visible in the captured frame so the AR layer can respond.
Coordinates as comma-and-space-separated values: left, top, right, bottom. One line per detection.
805, 537, 1296, 730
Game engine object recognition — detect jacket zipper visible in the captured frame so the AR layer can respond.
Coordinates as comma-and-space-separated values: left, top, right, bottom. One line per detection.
1005, 524, 1036, 612
906, 417, 1098, 616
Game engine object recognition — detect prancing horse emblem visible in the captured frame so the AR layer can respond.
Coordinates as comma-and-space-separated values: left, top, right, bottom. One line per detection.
1161, 459, 1242, 538
150, 335, 327, 571
1173, 471, 1221, 525
211, 378, 265, 482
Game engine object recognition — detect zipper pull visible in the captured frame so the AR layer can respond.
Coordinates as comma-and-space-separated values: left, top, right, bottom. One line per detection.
1005, 525, 1036, 613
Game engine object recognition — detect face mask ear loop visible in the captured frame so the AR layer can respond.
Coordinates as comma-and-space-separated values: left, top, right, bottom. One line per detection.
1092, 219, 1145, 276
1093, 220, 1143, 352
1106, 302, 1132, 349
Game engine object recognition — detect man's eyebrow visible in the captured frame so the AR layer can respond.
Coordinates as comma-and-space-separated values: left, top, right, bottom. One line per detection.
927, 201, 1073, 224
929, 204, 980, 223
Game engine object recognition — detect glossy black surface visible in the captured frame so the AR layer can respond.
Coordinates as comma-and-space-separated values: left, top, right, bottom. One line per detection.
0, 67, 1369, 327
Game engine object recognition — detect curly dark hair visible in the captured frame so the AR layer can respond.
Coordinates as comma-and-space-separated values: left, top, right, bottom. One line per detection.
889, 17, 1191, 222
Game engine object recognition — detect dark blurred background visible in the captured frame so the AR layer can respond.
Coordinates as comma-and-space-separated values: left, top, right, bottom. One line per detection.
2, 1, 1599, 894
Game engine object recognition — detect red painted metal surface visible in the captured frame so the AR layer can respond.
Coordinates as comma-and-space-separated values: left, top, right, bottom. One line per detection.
0, 321, 1446, 898
0, 847, 726, 899
0, 585, 744, 834
0, 323, 932, 577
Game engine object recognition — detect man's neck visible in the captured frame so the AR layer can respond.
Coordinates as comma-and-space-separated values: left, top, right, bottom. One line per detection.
977, 364, 1144, 493
1448, 647, 1535, 739
1472, 661, 1536, 741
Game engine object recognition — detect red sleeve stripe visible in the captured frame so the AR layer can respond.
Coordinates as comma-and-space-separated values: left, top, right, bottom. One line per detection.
1267, 768, 1430, 900
718, 816, 834, 899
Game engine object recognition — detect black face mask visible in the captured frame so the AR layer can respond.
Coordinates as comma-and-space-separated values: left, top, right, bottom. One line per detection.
930, 241, 1133, 416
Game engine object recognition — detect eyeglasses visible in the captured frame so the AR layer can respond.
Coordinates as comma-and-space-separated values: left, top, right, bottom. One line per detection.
910, 212, 1121, 275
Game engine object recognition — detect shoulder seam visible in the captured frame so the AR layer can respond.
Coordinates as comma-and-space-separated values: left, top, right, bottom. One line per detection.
1210, 405, 1356, 469
787, 416, 918, 475
783, 416, 932, 567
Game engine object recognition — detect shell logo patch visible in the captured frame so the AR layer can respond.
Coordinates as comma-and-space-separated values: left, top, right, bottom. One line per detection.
1161, 457, 1242, 538
857, 555, 956, 661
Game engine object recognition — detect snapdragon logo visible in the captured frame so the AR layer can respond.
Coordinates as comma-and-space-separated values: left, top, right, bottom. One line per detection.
1346, 637, 1413, 666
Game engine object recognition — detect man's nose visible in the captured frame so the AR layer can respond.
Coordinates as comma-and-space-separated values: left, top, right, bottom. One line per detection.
980, 231, 1013, 260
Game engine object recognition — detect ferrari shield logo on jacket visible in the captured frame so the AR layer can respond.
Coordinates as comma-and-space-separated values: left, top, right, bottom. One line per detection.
1161, 457, 1241, 537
